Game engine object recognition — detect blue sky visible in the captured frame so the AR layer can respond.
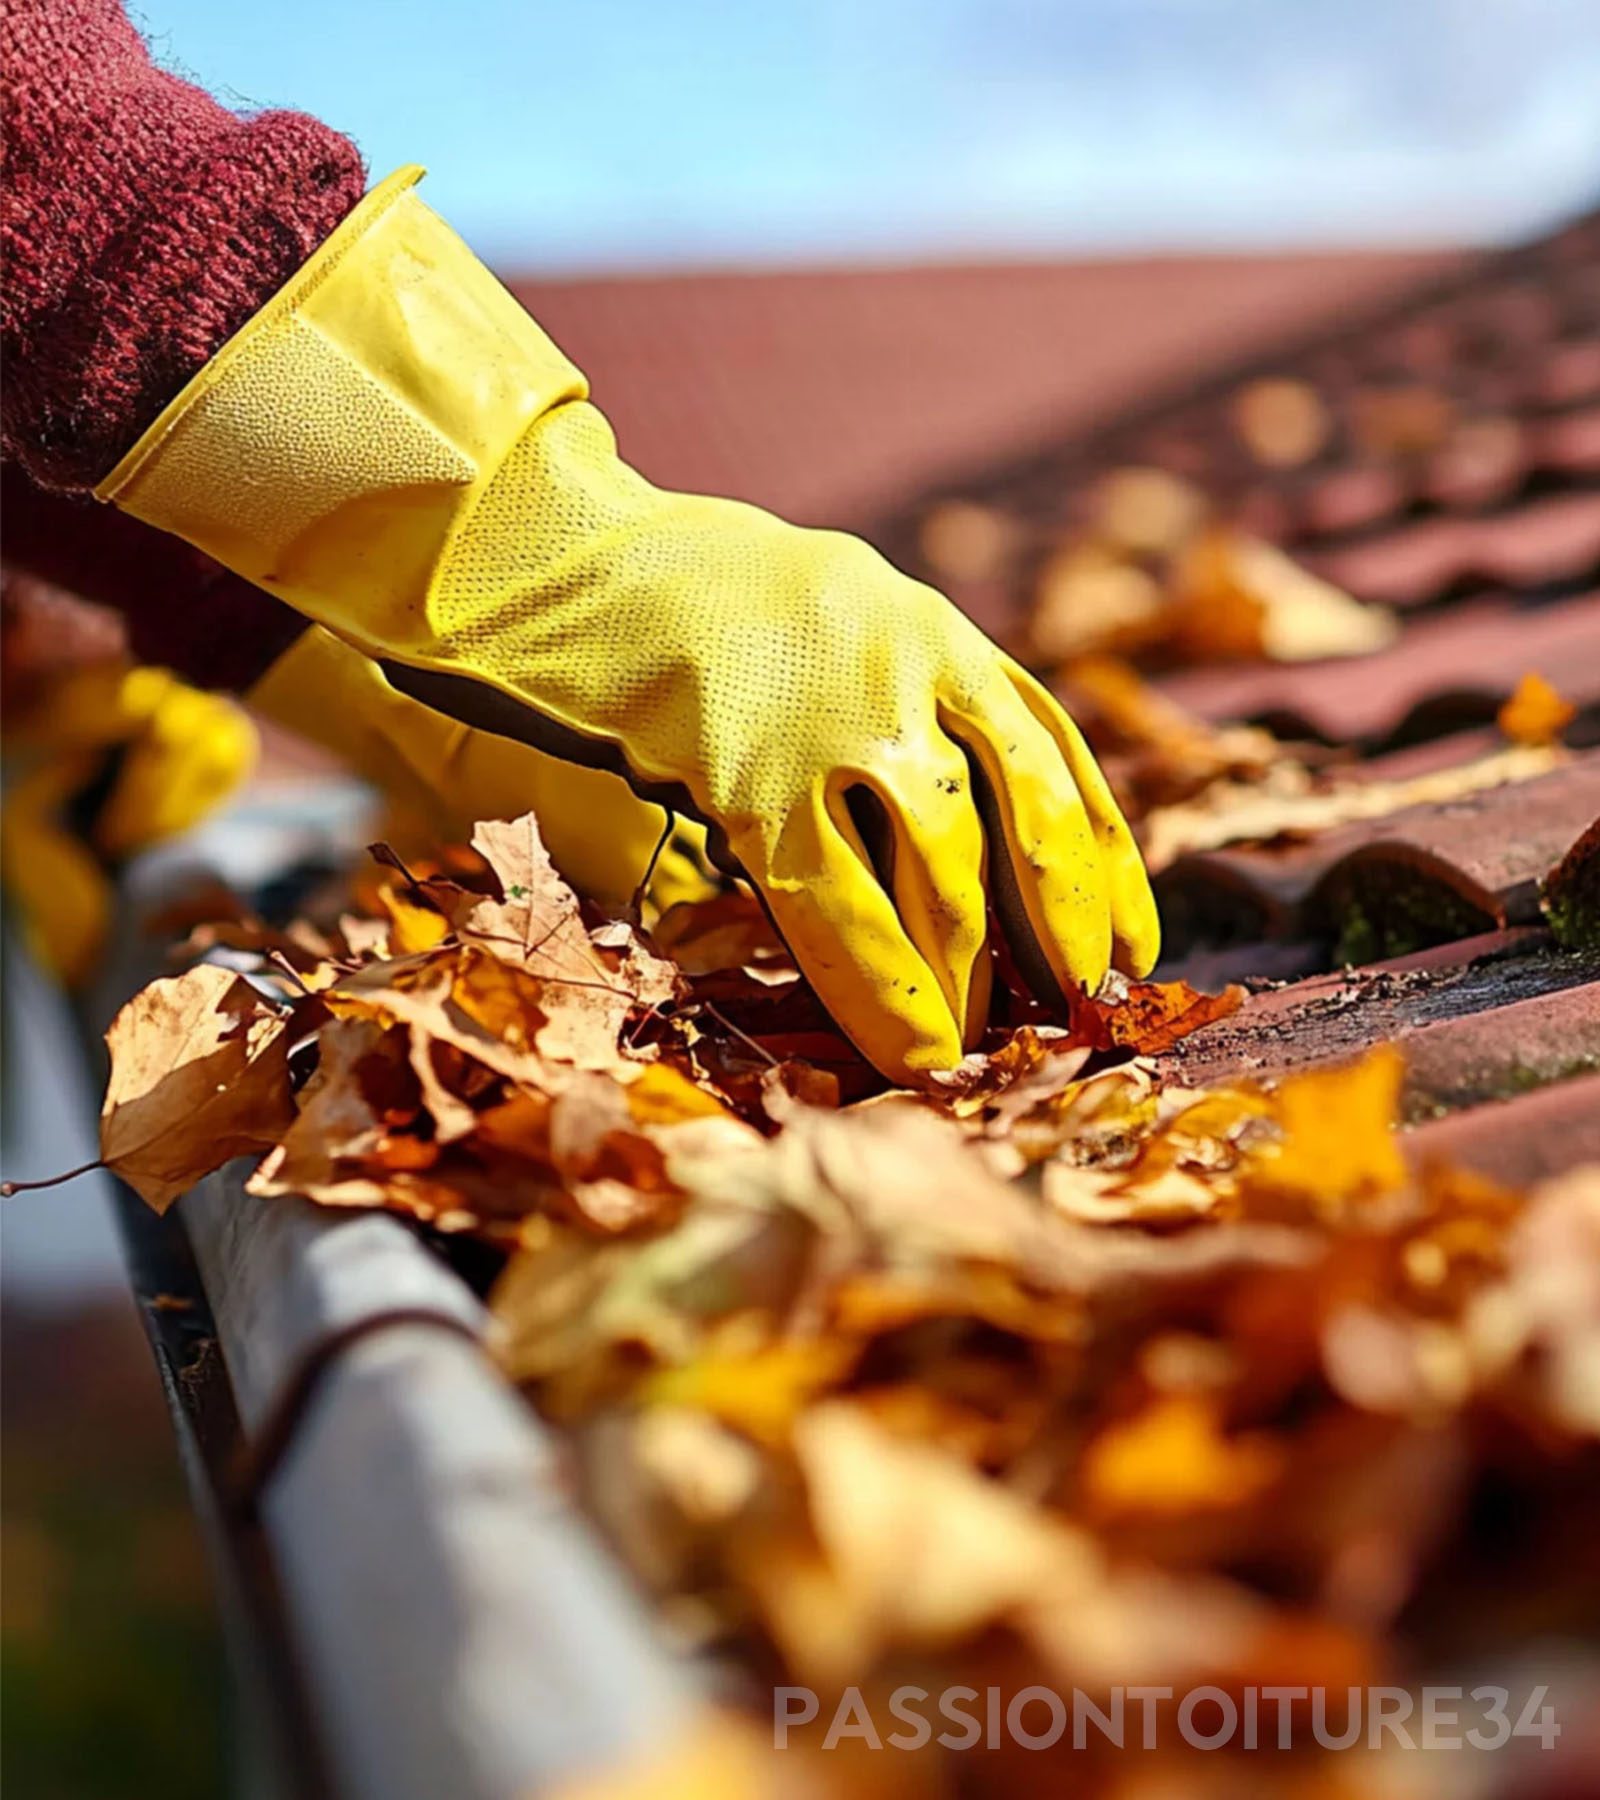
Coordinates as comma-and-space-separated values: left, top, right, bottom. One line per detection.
131, 0, 1600, 271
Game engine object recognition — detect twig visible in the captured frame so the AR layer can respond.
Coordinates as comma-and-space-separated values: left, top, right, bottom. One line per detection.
629, 814, 676, 928
696, 1000, 779, 1066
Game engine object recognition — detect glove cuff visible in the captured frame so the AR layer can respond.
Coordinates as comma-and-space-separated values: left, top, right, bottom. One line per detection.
95, 167, 589, 658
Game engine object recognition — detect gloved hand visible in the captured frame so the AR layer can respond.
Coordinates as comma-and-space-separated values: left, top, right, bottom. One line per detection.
98, 169, 1158, 1078
249, 626, 717, 917
2, 664, 256, 983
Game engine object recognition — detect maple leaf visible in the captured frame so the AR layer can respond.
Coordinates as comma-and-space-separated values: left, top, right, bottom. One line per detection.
426, 815, 686, 1062
451, 813, 611, 978
1498, 669, 1576, 747
100, 963, 297, 1212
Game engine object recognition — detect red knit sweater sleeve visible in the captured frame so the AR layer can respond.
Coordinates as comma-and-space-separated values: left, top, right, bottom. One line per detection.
1, 0, 367, 493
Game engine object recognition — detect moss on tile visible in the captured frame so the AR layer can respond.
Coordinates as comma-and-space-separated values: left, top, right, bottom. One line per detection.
1542, 819, 1600, 951
1324, 871, 1493, 968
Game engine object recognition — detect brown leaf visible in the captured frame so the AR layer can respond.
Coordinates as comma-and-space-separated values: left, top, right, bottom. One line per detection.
453, 813, 610, 978
101, 964, 296, 1212
1141, 741, 1560, 870
326, 945, 615, 1081
246, 1017, 419, 1212
651, 891, 789, 977
248, 1017, 564, 1237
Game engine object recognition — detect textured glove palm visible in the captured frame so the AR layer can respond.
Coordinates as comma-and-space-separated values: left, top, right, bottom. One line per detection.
100, 169, 1158, 1078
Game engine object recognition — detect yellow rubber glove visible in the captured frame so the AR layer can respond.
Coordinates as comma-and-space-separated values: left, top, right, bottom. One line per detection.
97, 169, 1158, 1078
2, 665, 257, 984
248, 626, 716, 916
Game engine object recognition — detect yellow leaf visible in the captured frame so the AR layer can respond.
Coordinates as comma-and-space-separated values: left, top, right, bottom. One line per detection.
641, 1341, 855, 1445
1248, 1045, 1409, 1219
378, 886, 449, 953
624, 1062, 735, 1125
784, 1402, 1096, 1682
1173, 527, 1398, 663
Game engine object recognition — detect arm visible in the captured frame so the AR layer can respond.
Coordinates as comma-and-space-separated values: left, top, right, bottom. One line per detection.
6, 1, 1159, 1077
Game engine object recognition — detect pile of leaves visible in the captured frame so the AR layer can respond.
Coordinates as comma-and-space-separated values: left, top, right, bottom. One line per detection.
94, 808, 1600, 1797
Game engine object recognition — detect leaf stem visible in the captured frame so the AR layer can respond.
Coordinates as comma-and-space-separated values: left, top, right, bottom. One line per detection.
2, 1158, 108, 1197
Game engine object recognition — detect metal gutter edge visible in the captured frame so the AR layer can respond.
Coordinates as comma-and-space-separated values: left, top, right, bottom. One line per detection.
174, 1169, 698, 1800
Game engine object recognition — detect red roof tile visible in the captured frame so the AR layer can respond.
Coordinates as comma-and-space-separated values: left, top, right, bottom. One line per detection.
1158, 753, 1600, 959
872, 206, 1600, 640
1159, 928, 1596, 1094
1305, 493, 1600, 611
1399, 982, 1600, 1117
1153, 591, 1600, 744
506, 250, 1458, 533
1404, 1072, 1600, 1185
1306, 754, 1600, 951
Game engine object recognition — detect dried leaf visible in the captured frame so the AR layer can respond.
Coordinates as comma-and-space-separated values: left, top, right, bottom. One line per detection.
1028, 542, 1167, 664
1142, 742, 1560, 870
378, 885, 450, 954
247, 1017, 422, 1212
781, 1402, 1097, 1681
651, 891, 788, 978
453, 813, 608, 976
1172, 527, 1399, 663
641, 1341, 856, 1446
100, 964, 296, 1211
1075, 974, 1244, 1056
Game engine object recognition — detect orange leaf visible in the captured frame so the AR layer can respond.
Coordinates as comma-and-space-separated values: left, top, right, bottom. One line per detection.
1498, 670, 1576, 747
1082, 1394, 1284, 1518
1079, 976, 1244, 1055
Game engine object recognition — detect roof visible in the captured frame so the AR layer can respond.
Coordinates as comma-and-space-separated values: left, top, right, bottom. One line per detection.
870, 204, 1600, 1188
508, 246, 1458, 533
